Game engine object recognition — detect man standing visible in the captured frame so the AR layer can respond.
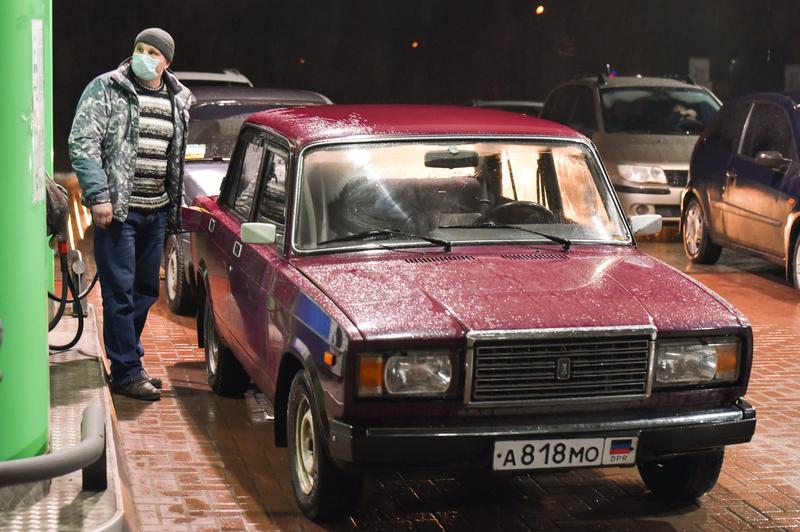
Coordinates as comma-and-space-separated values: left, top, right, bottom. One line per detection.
69, 28, 193, 400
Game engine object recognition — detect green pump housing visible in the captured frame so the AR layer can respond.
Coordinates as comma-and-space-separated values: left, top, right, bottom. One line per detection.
0, 0, 53, 461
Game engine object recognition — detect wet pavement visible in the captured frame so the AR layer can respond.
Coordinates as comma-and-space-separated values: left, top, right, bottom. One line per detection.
85, 236, 800, 531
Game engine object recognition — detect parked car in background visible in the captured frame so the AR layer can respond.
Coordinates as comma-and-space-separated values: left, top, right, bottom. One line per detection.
183, 104, 755, 521
541, 75, 721, 222
165, 86, 332, 314
470, 99, 544, 116
173, 68, 253, 87
681, 92, 800, 289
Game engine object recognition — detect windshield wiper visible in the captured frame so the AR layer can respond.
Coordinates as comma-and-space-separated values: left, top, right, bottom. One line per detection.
319, 229, 452, 252
441, 222, 571, 251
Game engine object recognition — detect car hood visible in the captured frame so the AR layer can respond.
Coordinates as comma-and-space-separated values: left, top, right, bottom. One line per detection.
294, 247, 742, 342
595, 133, 697, 171
183, 161, 229, 206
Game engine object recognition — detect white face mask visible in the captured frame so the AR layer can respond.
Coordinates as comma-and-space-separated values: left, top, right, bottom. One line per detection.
131, 52, 161, 81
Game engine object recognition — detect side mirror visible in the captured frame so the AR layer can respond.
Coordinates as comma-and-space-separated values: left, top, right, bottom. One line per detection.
241, 222, 277, 244
630, 214, 662, 236
755, 150, 791, 172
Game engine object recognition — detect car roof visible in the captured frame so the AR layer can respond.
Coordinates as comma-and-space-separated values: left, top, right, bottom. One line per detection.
244, 104, 582, 147
734, 92, 800, 106
471, 100, 544, 108
574, 75, 703, 90
173, 70, 252, 86
190, 86, 333, 107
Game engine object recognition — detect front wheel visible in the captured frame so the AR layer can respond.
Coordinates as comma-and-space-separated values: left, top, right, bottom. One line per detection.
791, 235, 800, 291
287, 370, 362, 521
682, 197, 721, 264
165, 234, 195, 315
637, 448, 724, 501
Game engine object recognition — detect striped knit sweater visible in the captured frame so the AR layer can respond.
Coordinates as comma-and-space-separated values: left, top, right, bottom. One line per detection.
129, 76, 174, 211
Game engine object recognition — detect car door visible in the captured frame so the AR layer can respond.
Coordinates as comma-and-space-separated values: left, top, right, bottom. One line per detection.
227, 138, 291, 381
724, 102, 797, 256
210, 127, 266, 349
692, 99, 752, 240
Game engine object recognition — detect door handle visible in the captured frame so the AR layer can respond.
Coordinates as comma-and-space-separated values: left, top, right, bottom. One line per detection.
232, 241, 242, 258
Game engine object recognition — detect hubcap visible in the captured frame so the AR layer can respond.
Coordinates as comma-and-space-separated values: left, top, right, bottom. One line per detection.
166, 246, 178, 300
684, 203, 703, 256
204, 304, 218, 378
294, 395, 316, 495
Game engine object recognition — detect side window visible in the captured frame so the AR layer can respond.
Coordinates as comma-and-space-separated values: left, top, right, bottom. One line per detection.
740, 103, 795, 160
222, 129, 266, 220
256, 147, 289, 240
541, 87, 576, 124
572, 87, 597, 130
706, 101, 750, 152
232, 140, 265, 219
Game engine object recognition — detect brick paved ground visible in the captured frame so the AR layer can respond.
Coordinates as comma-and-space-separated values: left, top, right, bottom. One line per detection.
88, 240, 800, 531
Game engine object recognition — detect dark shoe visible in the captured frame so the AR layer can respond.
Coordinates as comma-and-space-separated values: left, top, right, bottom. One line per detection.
142, 370, 163, 390
113, 378, 161, 401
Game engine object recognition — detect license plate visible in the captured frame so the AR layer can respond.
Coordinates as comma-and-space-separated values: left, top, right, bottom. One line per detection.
493, 436, 638, 471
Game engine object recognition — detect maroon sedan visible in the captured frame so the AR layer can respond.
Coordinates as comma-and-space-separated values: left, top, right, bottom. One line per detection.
183, 105, 755, 521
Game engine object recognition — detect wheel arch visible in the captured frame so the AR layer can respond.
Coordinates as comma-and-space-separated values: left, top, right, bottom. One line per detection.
195, 261, 209, 347
785, 213, 800, 281
273, 351, 305, 448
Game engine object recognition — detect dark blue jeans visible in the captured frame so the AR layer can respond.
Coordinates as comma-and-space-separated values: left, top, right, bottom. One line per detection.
94, 209, 166, 386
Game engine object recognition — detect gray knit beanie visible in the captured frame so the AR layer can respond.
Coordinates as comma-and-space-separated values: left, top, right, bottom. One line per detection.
134, 28, 175, 62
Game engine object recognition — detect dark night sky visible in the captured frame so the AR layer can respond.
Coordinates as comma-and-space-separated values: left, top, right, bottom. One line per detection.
54, 0, 800, 170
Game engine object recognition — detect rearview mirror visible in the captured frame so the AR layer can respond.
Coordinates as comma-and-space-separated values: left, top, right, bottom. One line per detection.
241, 222, 277, 244
755, 150, 791, 172
630, 214, 662, 236
424, 150, 479, 168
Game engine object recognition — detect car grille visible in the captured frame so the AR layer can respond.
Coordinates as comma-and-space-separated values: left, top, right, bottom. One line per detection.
664, 170, 688, 187
469, 336, 650, 403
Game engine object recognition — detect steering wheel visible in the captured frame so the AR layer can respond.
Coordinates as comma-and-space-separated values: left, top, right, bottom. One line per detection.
474, 201, 556, 225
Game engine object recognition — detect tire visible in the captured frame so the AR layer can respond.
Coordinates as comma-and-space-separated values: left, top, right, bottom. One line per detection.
203, 298, 250, 397
791, 235, 800, 290
287, 370, 362, 521
682, 197, 722, 264
165, 234, 196, 315
638, 448, 724, 501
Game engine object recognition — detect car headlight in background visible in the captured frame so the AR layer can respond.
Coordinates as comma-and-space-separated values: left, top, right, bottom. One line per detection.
618, 164, 668, 185
655, 339, 740, 387
358, 351, 454, 397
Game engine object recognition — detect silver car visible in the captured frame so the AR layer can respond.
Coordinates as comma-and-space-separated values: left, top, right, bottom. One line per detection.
165, 86, 332, 314
541, 75, 721, 222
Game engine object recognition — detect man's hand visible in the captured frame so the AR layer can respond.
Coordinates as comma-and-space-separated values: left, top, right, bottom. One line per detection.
91, 202, 114, 229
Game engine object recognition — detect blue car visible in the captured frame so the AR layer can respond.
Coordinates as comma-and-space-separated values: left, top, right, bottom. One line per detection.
681, 93, 800, 289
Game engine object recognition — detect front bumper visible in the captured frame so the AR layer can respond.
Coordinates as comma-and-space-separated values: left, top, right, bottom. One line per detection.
616, 185, 683, 222
328, 399, 756, 469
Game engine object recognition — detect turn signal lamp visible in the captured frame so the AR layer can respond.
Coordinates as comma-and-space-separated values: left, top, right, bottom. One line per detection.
358, 356, 383, 396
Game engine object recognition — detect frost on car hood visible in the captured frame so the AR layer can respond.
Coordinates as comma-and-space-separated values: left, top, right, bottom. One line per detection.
294, 246, 742, 342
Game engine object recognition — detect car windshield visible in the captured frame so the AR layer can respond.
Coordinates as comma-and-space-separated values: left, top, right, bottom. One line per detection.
187, 102, 280, 160
600, 87, 720, 134
295, 140, 630, 252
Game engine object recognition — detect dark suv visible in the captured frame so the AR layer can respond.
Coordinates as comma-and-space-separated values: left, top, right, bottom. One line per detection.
681, 93, 800, 290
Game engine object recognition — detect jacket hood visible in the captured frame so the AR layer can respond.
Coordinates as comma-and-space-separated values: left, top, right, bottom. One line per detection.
294, 246, 743, 343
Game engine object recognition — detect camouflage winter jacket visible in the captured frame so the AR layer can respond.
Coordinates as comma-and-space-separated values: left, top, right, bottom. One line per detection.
68, 60, 194, 233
